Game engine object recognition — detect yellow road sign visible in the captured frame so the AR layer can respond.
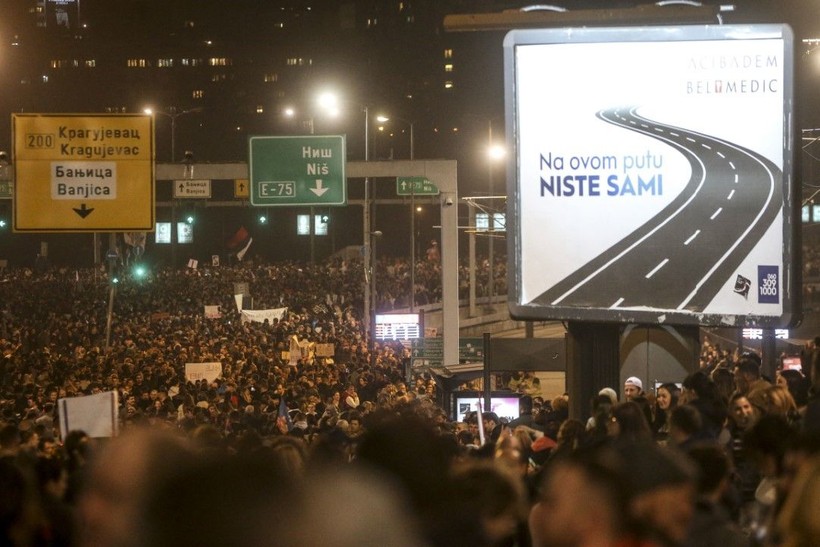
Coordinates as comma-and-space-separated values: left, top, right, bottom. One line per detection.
12, 114, 155, 232
234, 178, 250, 198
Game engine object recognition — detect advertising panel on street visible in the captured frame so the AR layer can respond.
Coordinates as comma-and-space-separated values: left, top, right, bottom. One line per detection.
504, 24, 797, 327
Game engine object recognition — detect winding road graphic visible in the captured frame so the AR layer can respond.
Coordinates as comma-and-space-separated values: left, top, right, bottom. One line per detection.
531, 106, 782, 313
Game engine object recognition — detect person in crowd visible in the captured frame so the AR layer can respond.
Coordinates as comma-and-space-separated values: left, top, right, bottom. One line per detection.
617, 441, 699, 546
607, 401, 653, 443
529, 446, 632, 547
652, 382, 681, 442
775, 368, 809, 412
733, 356, 771, 411
668, 405, 703, 452
761, 385, 801, 427
742, 414, 798, 544
623, 376, 644, 401
776, 453, 820, 547
684, 443, 749, 547
681, 370, 728, 441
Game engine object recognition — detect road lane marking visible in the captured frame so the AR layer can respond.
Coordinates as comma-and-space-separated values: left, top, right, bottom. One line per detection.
717, 151, 725, 159
711, 207, 723, 220
702, 143, 712, 150
612, 298, 625, 308
686, 137, 696, 142
734, 174, 739, 183
646, 258, 669, 279
684, 230, 700, 245
727, 189, 735, 200
670, 132, 679, 137
729, 161, 736, 170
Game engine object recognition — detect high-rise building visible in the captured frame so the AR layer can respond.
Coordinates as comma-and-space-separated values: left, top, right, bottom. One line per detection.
0, 0, 506, 173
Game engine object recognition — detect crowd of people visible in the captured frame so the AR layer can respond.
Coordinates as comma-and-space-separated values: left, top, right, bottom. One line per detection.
0, 255, 819, 546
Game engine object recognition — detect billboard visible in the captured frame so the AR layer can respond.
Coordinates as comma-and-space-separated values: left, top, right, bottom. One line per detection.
504, 25, 797, 328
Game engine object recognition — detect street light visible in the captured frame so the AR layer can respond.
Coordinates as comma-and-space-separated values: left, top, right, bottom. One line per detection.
369, 230, 383, 344
376, 114, 419, 311
143, 106, 202, 163
283, 105, 319, 263
317, 91, 374, 337
375, 115, 415, 160
486, 120, 506, 310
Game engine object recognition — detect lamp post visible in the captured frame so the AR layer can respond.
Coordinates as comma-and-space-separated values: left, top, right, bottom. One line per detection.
376, 114, 417, 311
284, 106, 319, 263
486, 120, 505, 311
317, 92, 373, 337
143, 106, 202, 163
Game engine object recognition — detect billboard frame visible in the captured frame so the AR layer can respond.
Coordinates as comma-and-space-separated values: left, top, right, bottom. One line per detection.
504, 24, 798, 328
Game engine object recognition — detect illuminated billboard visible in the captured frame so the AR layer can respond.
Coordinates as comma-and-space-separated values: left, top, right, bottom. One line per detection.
504, 25, 797, 328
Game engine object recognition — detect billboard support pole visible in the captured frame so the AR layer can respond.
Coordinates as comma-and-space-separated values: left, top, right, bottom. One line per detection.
566, 321, 620, 422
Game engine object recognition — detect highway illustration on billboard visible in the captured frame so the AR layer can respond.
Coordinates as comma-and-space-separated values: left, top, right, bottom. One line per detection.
505, 25, 796, 327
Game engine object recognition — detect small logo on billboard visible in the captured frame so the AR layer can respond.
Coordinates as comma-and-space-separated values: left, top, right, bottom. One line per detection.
733, 275, 751, 298
758, 266, 779, 304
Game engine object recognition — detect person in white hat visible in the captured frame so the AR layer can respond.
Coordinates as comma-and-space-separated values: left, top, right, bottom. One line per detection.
624, 377, 644, 401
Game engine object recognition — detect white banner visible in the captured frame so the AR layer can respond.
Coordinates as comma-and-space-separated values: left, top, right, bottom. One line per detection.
185, 362, 222, 384
58, 391, 119, 440
240, 307, 287, 324
204, 305, 221, 318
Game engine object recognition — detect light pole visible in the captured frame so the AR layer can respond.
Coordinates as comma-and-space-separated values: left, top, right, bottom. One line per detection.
369, 229, 382, 346
143, 106, 202, 163
317, 92, 373, 337
376, 114, 417, 311
486, 120, 505, 311
284, 106, 319, 263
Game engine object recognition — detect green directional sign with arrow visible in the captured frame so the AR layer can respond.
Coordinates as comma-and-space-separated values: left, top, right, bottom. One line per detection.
397, 177, 439, 196
249, 135, 347, 207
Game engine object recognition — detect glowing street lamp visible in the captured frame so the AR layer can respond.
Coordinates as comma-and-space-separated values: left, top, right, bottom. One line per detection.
143, 106, 202, 163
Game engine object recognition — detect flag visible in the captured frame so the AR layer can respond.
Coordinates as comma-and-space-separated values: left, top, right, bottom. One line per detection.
278, 396, 293, 432
236, 237, 253, 261
226, 225, 250, 250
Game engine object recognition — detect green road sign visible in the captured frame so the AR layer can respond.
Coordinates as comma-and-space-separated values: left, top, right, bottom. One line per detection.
397, 177, 439, 196
249, 135, 346, 206
410, 337, 484, 367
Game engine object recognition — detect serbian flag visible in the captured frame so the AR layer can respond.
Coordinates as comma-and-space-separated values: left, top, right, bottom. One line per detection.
226, 226, 250, 250
236, 238, 253, 261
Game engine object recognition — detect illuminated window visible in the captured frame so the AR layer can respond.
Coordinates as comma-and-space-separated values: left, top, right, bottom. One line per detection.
256, 105, 264, 114
127, 59, 148, 68
157, 58, 174, 68
84, 59, 96, 68
211, 74, 226, 82
192, 90, 204, 99
208, 57, 230, 66
444, 81, 454, 89
444, 48, 453, 59
41, 75, 49, 83
264, 73, 279, 82
444, 63, 453, 72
